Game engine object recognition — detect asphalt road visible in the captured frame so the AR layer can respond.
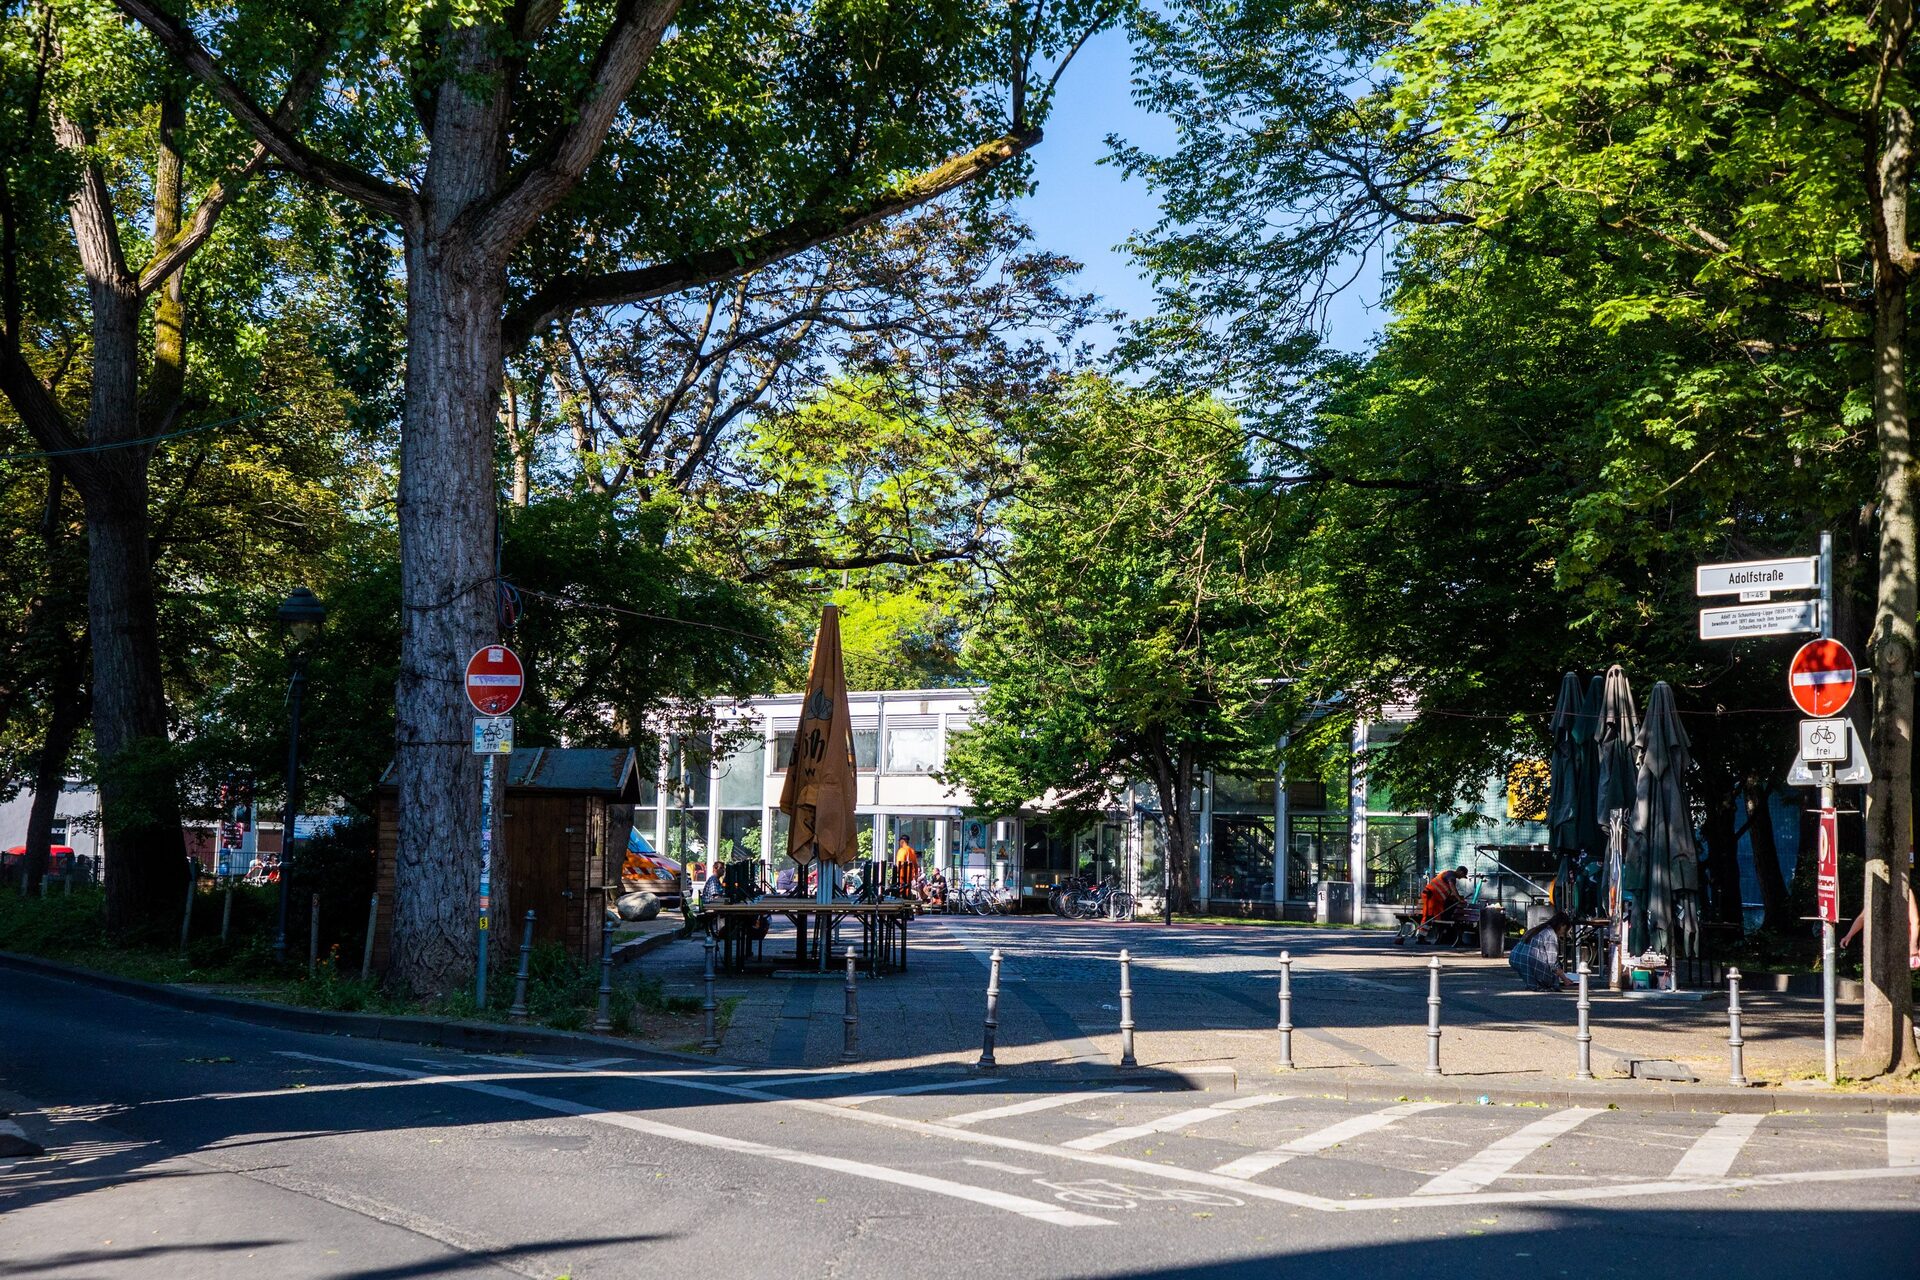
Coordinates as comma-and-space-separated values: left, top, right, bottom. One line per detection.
3, 966, 1917, 1280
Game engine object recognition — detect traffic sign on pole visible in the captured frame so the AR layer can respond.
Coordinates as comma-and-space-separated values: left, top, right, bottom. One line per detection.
1697, 600, 1821, 640
1787, 638, 1857, 718
465, 645, 524, 716
1816, 807, 1839, 924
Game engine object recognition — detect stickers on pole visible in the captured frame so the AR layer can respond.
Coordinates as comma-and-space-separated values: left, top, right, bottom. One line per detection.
465, 645, 524, 716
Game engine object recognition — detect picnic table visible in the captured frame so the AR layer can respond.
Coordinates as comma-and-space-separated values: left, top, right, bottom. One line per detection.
696, 897, 912, 976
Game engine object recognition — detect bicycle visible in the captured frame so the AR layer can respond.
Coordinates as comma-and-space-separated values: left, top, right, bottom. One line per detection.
1033, 1178, 1244, 1210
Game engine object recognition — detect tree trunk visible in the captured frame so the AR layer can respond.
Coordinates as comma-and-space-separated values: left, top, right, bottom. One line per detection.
1744, 778, 1794, 935
1860, 147, 1920, 1071
22, 656, 84, 896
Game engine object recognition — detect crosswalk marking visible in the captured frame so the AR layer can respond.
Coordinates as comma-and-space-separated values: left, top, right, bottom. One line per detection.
1416, 1107, 1603, 1195
1891, 1114, 1920, 1168
829, 1078, 1001, 1107
1063, 1094, 1290, 1151
1669, 1113, 1763, 1180
1212, 1101, 1447, 1179
939, 1088, 1148, 1128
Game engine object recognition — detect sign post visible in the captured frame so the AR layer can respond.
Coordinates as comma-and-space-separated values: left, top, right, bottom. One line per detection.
466, 646, 524, 1007
1810, 535, 1841, 1084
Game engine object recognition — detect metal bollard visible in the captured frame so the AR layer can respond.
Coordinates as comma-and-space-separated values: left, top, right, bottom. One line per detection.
700, 932, 720, 1052
308, 893, 320, 974
592, 918, 614, 1032
1118, 949, 1137, 1068
1726, 967, 1748, 1087
179, 866, 198, 958
1425, 957, 1443, 1077
220, 885, 234, 942
1575, 961, 1594, 1081
978, 947, 1002, 1068
842, 950, 860, 1062
361, 893, 379, 982
507, 909, 535, 1023
1277, 950, 1295, 1070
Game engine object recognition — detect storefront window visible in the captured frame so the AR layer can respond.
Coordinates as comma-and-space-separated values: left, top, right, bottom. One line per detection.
1364, 816, 1429, 905
1139, 818, 1164, 898
1211, 815, 1275, 902
884, 724, 941, 773
717, 810, 760, 864
769, 725, 878, 771
1286, 814, 1348, 900
714, 735, 764, 808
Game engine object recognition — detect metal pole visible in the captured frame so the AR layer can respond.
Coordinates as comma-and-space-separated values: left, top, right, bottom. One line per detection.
508, 909, 535, 1023
475, 754, 495, 1007
979, 947, 1002, 1067
1575, 961, 1594, 1081
700, 931, 720, 1051
1118, 949, 1137, 1068
842, 949, 859, 1062
273, 657, 306, 964
1277, 950, 1295, 1069
308, 893, 319, 974
1425, 957, 1443, 1077
179, 863, 197, 958
1818, 530, 1838, 1082
220, 884, 233, 942
1726, 966, 1749, 1087
361, 893, 379, 982
592, 917, 614, 1033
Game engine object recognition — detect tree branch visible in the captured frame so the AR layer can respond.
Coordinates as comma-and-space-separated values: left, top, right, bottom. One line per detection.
502, 127, 1043, 351
110, 0, 417, 222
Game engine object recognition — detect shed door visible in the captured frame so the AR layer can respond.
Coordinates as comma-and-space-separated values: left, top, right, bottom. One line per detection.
506, 794, 574, 953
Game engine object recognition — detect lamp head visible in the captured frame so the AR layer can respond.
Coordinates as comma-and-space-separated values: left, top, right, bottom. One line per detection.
277, 586, 327, 645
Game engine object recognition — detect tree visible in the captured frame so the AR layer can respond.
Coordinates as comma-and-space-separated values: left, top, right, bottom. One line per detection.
116, 0, 1121, 994
941, 380, 1293, 911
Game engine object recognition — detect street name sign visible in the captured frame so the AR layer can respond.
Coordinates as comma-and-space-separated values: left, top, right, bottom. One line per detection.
1697, 599, 1820, 641
473, 715, 514, 755
1788, 638, 1857, 717
465, 645, 524, 715
1695, 556, 1819, 596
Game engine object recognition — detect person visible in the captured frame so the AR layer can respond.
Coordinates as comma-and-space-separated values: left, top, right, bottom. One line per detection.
1420, 866, 1470, 927
894, 835, 919, 892
1839, 879, 1920, 969
1509, 912, 1572, 990
774, 864, 798, 895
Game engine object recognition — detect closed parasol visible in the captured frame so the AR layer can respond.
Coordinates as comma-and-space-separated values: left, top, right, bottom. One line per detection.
1547, 672, 1597, 913
1593, 665, 1638, 984
779, 607, 859, 894
1627, 680, 1700, 961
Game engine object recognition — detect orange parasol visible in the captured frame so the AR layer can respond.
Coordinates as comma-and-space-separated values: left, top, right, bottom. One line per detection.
778, 606, 858, 867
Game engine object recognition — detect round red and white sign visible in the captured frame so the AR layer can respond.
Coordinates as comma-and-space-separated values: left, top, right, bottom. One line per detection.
1788, 638, 1856, 718
465, 645, 524, 716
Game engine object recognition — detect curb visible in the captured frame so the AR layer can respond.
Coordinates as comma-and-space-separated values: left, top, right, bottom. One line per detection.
1229, 1068, 1920, 1115
0, 949, 717, 1068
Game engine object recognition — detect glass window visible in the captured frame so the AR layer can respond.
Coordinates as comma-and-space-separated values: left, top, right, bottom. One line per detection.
718, 810, 761, 863
769, 724, 876, 771
885, 724, 941, 773
667, 734, 710, 806
1211, 815, 1275, 903
1364, 816, 1429, 905
715, 735, 764, 808
1213, 773, 1274, 813
1286, 814, 1349, 900
1139, 818, 1164, 897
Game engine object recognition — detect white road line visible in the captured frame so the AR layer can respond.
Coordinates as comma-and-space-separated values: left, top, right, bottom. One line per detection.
1416, 1108, 1603, 1195
1670, 1114, 1763, 1181
939, 1088, 1149, 1128
736, 1073, 860, 1091
1063, 1093, 1290, 1151
828, 1078, 1001, 1107
275, 1052, 1108, 1229
1212, 1101, 1447, 1179
964, 1158, 1043, 1175
1891, 1114, 1920, 1168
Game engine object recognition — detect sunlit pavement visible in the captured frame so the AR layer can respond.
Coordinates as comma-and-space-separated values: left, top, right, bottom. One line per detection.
3, 966, 1916, 1279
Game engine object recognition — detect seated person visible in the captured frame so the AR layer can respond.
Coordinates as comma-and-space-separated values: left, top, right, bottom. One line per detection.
1420, 866, 1471, 926
1509, 912, 1573, 990
774, 864, 798, 895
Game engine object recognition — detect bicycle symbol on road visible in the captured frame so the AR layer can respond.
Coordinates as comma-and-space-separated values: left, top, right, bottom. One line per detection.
1033, 1178, 1244, 1210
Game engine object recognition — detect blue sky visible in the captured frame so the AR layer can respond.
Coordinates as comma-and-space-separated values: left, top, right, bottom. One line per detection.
1011, 27, 1388, 358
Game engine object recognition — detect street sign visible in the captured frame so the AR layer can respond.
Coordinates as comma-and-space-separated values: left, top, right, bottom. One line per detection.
472, 715, 514, 755
1799, 718, 1847, 762
1816, 807, 1839, 925
1695, 556, 1819, 596
1787, 720, 1873, 786
1788, 638, 1857, 717
1698, 599, 1821, 640
464, 645, 524, 715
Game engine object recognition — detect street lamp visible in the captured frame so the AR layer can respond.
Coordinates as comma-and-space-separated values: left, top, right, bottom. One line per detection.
272, 586, 326, 964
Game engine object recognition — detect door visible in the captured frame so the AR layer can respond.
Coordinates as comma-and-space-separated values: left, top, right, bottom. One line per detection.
506, 794, 574, 953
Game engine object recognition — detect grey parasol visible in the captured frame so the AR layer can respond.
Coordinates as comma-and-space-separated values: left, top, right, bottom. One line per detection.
1546, 672, 1587, 912
1593, 665, 1639, 943
1627, 680, 1700, 960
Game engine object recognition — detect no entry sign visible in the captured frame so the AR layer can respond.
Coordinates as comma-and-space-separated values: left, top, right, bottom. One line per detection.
1788, 638, 1856, 719
465, 645, 524, 716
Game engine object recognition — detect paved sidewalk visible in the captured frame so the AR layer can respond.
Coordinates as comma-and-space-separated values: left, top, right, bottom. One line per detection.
635, 913, 1910, 1104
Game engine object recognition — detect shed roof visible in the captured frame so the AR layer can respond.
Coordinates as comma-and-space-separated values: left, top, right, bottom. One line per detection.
379, 747, 642, 801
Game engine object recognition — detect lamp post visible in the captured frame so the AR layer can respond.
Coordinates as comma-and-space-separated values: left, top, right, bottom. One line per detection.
272, 586, 326, 965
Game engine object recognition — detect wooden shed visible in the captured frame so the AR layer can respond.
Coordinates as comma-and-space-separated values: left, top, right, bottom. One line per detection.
374, 748, 643, 971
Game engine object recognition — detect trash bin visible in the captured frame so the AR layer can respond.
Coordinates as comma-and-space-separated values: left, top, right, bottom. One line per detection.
1315, 880, 1354, 925
1479, 905, 1508, 957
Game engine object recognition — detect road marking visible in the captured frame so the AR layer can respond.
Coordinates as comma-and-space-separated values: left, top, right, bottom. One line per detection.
1416, 1108, 1604, 1195
1063, 1094, 1290, 1151
940, 1088, 1149, 1128
1212, 1101, 1447, 1179
275, 1053, 1110, 1229
735, 1073, 859, 1091
964, 1158, 1043, 1175
1891, 1114, 1920, 1168
1670, 1114, 1763, 1181
827, 1078, 1001, 1107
